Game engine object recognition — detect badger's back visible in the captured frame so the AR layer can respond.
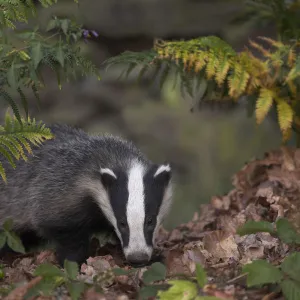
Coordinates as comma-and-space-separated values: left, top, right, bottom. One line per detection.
0, 124, 148, 232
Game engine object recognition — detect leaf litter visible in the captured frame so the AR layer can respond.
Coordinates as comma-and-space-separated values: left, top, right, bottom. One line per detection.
1, 146, 300, 299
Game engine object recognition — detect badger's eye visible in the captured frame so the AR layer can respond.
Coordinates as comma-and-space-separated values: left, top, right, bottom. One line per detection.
146, 217, 153, 226
119, 220, 127, 229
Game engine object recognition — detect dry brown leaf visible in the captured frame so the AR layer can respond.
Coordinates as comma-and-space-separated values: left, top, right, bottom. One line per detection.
4, 276, 42, 300
281, 146, 296, 171
83, 288, 107, 300
165, 249, 192, 276
203, 231, 239, 262
35, 250, 56, 265
211, 196, 231, 211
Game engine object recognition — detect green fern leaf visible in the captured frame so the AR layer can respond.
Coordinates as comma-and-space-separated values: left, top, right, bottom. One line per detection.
277, 98, 293, 133
31, 42, 43, 69
0, 146, 16, 169
159, 63, 171, 90
7, 63, 18, 90
17, 87, 29, 119
14, 134, 32, 154
256, 88, 274, 124
0, 113, 54, 182
0, 162, 7, 183
205, 51, 219, 79
0, 138, 21, 160
0, 90, 22, 124
215, 55, 231, 86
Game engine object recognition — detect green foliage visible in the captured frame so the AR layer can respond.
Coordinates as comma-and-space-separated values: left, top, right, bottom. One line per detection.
276, 218, 300, 244
103, 0, 300, 143
0, 218, 26, 254
195, 263, 207, 288
236, 220, 276, 236
238, 219, 300, 299
139, 262, 167, 300
237, 218, 300, 245
104, 34, 300, 142
137, 262, 222, 300
0, 0, 79, 29
281, 252, 300, 282
27, 259, 86, 300
142, 262, 167, 284
112, 267, 136, 276
0, 267, 4, 280
281, 280, 300, 300
1, 12, 100, 116
0, 112, 53, 182
64, 260, 80, 280
242, 253, 300, 300
232, 0, 300, 42
157, 280, 198, 300
242, 260, 283, 287
0, 0, 100, 181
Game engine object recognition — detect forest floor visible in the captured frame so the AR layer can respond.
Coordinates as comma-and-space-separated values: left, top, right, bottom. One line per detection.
1, 146, 300, 300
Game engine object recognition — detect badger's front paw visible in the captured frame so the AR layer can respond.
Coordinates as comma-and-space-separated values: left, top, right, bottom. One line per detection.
55, 238, 89, 267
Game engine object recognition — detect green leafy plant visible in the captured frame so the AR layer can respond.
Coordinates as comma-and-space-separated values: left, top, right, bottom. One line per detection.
0, 265, 4, 280
242, 253, 300, 300
238, 218, 300, 299
0, 0, 100, 181
26, 260, 86, 300
104, 0, 300, 144
0, 112, 53, 181
237, 217, 300, 245
105, 35, 300, 143
232, 0, 300, 42
151, 262, 222, 300
139, 262, 168, 300
0, 218, 26, 254
113, 262, 220, 300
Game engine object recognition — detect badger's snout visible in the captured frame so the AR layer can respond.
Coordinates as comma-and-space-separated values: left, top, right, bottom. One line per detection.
126, 251, 151, 266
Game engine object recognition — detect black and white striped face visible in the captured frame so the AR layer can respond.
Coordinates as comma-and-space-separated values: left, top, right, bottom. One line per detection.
99, 161, 172, 266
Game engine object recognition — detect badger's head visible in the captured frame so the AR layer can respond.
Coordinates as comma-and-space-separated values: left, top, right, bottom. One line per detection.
98, 161, 172, 266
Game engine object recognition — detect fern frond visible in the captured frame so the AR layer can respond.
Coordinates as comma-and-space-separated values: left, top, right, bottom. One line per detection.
0, 0, 77, 29
276, 98, 293, 134
194, 52, 208, 73
255, 88, 274, 124
286, 57, 300, 82
0, 162, 6, 182
228, 63, 248, 98
205, 51, 219, 79
104, 50, 156, 71
215, 55, 231, 86
288, 48, 296, 68
257, 36, 285, 49
0, 113, 53, 183
104, 34, 300, 142
0, 90, 22, 124
249, 40, 272, 58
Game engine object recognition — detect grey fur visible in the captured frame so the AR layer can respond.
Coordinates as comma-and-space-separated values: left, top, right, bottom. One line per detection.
0, 124, 148, 230
0, 124, 172, 266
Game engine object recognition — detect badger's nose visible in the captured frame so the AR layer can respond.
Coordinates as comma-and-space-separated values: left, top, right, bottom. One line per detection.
126, 252, 150, 267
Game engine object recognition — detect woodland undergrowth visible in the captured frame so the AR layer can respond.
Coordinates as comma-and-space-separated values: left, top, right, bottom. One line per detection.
1, 0, 300, 299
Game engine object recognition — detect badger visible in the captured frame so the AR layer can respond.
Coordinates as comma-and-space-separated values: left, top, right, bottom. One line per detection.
0, 124, 173, 267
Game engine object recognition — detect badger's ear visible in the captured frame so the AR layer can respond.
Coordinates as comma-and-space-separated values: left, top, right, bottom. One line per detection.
100, 168, 117, 187
153, 163, 171, 183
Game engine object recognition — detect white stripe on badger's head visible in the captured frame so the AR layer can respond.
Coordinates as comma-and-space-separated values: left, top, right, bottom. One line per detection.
123, 162, 153, 261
